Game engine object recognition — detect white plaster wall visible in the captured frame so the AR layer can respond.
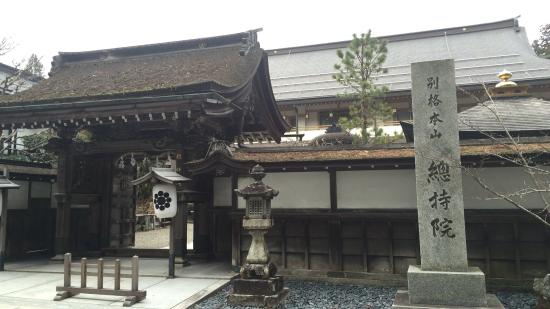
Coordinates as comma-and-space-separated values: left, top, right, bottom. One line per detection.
337, 167, 547, 210
462, 166, 547, 209
31, 181, 52, 199
213, 177, 232, 207
238, 172, 330, 209
7, 180, 29, 209
337, 170, 417, 209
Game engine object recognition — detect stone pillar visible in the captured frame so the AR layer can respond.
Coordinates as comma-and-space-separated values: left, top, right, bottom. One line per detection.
393, 59, 502, 308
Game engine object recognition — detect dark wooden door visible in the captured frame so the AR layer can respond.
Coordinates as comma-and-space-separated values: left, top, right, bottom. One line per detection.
26, 198, 55, 255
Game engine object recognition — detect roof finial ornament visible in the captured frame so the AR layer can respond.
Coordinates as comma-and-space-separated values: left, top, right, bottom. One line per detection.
239, 28, 262, 56
495, 69, 518, 88
489, 69, 529, 98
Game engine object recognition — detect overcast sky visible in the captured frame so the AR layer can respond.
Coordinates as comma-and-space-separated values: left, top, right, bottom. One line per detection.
1, 0, 548, 73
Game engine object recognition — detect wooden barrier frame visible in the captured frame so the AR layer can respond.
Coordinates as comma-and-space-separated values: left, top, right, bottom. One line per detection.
54, 253, 146, 306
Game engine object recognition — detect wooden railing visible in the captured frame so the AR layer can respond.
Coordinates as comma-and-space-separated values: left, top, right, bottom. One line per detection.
54, 253, 146, 307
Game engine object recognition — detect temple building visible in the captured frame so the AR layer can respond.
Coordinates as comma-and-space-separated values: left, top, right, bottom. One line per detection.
187, 73, 550, 283
0, 18, 548, 286
269, 18, 550, 141
0, 30, 288, 260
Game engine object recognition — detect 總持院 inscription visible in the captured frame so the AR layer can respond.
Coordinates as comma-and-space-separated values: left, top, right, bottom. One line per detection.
411, 59, 467, 272
391, 59, 503, 308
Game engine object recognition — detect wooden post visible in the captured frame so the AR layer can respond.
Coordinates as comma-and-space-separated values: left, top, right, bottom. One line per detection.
80, 258, 87, 288
168, 217, 175, 278
362, 220, 369, 272
131, 256, 139, 291
388, 221, 394, 274
328, 219, 342, 271
0, 189, 7, 271
329, 170, 337, 212
304, 220, 310, 270
54, 255, 146, 305
173, 195, 188, 266
63, 253, 71, 287
53, 136, 74, 259
231, 217, 241, 269
97, 258, 104, 289
114, 259, 121, 290
281, 220, 287, 269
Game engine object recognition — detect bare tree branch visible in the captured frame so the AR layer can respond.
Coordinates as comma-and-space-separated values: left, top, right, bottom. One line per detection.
458, 81, 550, 225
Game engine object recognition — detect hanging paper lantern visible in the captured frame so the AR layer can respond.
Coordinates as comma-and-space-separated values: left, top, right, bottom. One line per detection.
152, 183, 177, 218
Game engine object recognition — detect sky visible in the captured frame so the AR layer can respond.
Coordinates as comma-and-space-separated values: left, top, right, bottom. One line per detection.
1, 0, 548, 74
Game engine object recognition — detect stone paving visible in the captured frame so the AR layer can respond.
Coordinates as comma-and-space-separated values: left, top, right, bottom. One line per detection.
0, 258, 233, 309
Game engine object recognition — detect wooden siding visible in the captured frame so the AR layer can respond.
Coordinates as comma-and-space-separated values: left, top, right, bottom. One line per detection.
232, 212, 549, 281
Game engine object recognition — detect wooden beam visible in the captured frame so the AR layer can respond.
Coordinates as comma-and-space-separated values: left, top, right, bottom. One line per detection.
329, 170, 337, 212
281, 220, 287, 269
513, 221, 521, 279
231, 174, 238, 210
483, 223, 491, 276
545, 227, 550, 274
328, 219, 342, 271
304, 220, 310, 270
232, 217, 241, 268
0, 189, 7, 271
388, 221, 394, 274
362, 219, 368, 272
54, 142, 74, 257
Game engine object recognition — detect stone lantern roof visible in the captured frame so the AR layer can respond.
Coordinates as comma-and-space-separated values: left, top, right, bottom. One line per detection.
235, 165, 279, 198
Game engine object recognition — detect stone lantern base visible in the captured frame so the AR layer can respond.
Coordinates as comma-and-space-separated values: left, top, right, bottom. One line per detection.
228, 276, 289, 308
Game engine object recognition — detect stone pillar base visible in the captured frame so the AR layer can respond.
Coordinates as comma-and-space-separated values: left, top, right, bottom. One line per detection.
392, 290, 504, 309
392, 265, 504, 308
227, 276, 289, 308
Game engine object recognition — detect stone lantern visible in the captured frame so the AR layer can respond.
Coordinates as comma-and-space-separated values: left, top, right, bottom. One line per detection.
228, 164, 288, 307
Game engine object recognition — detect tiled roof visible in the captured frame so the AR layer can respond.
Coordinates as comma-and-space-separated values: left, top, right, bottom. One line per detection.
458, 96, 550, 132
400, 95, 550, 142
267, 18, 550, 101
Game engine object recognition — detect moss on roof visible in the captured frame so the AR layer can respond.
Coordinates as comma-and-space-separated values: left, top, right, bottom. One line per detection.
231, 142, 550, 163
0, 44, 262, 105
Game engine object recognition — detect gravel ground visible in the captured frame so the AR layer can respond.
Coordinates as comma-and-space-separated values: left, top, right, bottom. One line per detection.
496, 291, 537, 309
193, 280, 538, 309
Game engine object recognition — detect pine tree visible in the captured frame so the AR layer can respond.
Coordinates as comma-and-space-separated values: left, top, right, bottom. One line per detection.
23, 53, 44, 78
333, 30, 393, 143
532, 24, 550, 59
